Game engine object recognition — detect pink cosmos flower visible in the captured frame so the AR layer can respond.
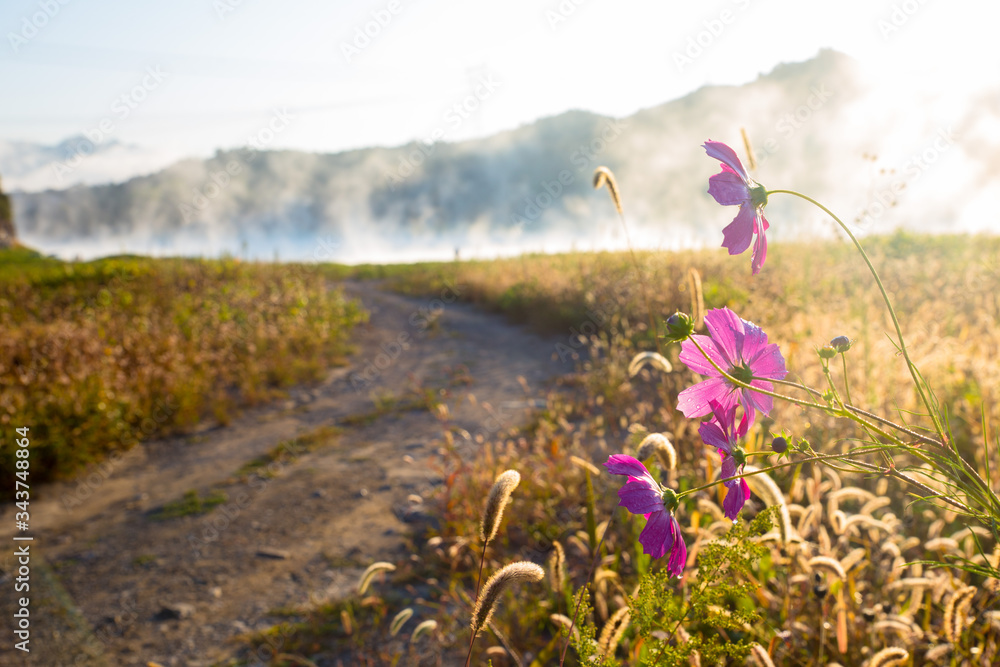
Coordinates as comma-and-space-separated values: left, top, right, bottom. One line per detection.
677, 307, 787, 427
704, 140, 770, 275
699, 400, 751, 521
604, 454, 686, 576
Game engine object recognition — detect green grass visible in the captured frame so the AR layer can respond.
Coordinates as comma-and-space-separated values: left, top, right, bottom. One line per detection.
234, 425, 341, 479
152, 488, 229, 520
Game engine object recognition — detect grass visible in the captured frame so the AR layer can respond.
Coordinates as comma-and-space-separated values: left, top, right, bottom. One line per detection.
234, 425, 341, 479
152, 488, 229, 520
0, 247, 365, 493
233, 232, 1000, 666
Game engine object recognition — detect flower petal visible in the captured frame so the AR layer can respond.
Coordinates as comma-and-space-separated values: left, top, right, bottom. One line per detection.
703, 308, 744, 367
699, 418, 731, 453
638, 509, 675, 559
707, 167, 749, 206
617, 478, 665, 515
721, 204, 756, 257
747, 344, 788, 381
751, 212, 768, 274
703, 141, 749, 182
605, 455, 655, 483
737, 318, 769, 365
679, 334, 729, 375
677, 377, 732, 419
666, 515, 687, 577
722, 478, 751, 521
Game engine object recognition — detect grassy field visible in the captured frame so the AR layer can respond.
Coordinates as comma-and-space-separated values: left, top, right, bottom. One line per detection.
250, 232, 1000, 665
0, 246, 364, 490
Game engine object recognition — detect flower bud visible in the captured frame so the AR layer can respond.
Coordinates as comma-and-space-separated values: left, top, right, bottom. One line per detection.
771, 436, 787, 454
817, 345, 837, 360
663, 312, 694, 342
830, 335, 851, 353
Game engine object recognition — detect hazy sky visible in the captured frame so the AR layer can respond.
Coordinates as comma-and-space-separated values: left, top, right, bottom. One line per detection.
2, 0, 997, 158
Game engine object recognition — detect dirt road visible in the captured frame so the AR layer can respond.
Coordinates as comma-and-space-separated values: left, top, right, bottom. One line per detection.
0, 281, 570, 666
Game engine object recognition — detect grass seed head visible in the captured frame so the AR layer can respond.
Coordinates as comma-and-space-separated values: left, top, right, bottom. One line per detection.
470, 562, 545, 638
356, 561, 396, 595
869, 647, 909, 667
481, 469, 521, 545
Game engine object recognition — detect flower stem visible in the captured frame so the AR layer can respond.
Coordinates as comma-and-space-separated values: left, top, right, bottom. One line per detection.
765, 189, 947, 443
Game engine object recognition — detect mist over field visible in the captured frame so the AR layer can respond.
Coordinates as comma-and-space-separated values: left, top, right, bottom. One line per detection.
8, 50, 998, 262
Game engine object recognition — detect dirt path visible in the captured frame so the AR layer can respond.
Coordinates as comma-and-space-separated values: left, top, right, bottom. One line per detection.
0, 281, 570, 666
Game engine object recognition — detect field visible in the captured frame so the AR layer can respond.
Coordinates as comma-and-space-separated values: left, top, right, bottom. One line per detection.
0, 246, 365, 490
3, 233, 1000, 665
286, 232, 1000, 665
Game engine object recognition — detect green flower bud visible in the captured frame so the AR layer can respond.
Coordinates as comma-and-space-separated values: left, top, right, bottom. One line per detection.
663, 312, 695, 342
818, 345, 837, 360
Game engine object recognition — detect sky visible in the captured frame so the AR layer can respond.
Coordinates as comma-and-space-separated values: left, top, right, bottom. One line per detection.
3, 0, 999, 160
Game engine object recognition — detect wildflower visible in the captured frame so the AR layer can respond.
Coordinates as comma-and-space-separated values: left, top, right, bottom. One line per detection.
698, 400, 751, 521
677, 307, 787, 427
704, 140, 770, 274
604, 454, 686, 576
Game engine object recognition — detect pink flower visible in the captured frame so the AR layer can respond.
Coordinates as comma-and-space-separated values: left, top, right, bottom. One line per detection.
603, 454, 687, 576
704, 140, 770, 275
677, 307, 787, 427
698, 400, 751, 521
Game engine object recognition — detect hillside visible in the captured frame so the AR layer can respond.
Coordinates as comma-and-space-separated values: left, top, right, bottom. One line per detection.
12, 49, 996, 261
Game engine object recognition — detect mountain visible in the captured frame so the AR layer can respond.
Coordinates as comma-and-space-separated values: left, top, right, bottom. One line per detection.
0, 137, 182, 193
9, 50, 999, 261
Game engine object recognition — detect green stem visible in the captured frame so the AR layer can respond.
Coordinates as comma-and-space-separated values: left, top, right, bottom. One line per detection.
840, 352, 854, 407
765, 189, 946, 443
677, 447, 888, 499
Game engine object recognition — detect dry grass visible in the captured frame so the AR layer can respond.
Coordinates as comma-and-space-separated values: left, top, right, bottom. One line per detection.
0, 248, 364, 490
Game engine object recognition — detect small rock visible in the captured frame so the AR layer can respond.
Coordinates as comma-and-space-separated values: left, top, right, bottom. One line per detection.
157, 602, 195, 620
358, 487, 368, 498
313, 489, 327, 498
256, 548, 290, 560
210, 587, 222, 598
